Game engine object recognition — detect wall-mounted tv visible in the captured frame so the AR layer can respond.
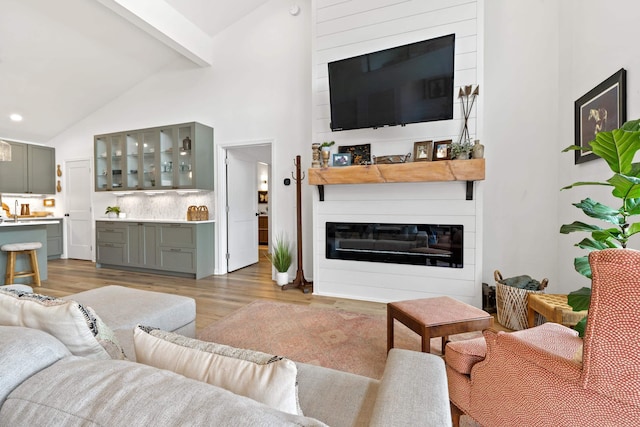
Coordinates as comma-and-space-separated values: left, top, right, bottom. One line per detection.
328, 34, 455, 131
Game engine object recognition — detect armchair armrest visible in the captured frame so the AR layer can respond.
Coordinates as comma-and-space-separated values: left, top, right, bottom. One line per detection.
481, 323, 583, 383
369, 349, 451, 426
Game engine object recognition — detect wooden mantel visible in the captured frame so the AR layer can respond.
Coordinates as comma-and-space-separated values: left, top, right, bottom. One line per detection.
308, 159, 485, 201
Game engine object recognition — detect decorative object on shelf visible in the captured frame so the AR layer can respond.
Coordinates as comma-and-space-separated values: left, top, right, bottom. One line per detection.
573, 68, 626, 164
258, 190, 268, 203
0, 139, 11, 162
433, 140, 452, 160
321, 149, 330, 168
338, 144, 371, 165
472, 140, 484, 159
105, 206, 121, 219
197, 206, 208, 220
450, 140, 473, 160
458, 84, 479, 145
413, 141, 433, 162
57, 180, 62, 193
561, 117, 640, 335
332, 153, 351, 166
56, 164, 62, 177
311, 143, 320, 168
20, 204, 30, 216
182, 136, 192, 151
320, 141, 334, 151
373, 153, 411, 164
43, 199, 55, 207
266, 233, 292, 286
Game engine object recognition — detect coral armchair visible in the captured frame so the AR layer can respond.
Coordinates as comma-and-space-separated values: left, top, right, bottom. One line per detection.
445, 248, 640, 426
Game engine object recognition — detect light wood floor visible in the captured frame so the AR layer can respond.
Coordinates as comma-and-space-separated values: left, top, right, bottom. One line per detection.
39, 249, 387, 334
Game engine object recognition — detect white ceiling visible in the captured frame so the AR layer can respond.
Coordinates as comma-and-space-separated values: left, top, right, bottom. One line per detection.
0, 0, 270, 143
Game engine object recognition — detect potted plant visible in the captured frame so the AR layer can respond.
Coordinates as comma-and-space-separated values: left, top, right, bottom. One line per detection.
451, 139, 474, 160
320, 141, 335, 151
105, 206, 121, 219
560, 118, 640, 335
266, 234, 292, 286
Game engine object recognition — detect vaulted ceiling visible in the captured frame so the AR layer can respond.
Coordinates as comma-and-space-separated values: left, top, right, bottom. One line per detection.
0, 0, 270, 143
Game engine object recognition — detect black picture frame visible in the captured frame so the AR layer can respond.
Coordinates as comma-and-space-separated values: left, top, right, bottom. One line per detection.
258, 191, 268, 203
574, 68, 626, 164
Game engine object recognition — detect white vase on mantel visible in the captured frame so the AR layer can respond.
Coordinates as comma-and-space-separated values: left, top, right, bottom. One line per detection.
276, 272, 289, 286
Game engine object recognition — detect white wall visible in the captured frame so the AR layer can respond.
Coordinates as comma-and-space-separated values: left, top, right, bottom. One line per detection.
556, 0, 640, 292
49, 0, 312, 270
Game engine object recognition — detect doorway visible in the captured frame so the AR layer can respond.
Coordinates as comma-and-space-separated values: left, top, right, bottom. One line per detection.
65, 159, 93, 260
216, 141, 272, 274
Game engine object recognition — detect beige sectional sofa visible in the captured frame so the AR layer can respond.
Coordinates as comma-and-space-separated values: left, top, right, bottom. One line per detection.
0, 287, 452, 426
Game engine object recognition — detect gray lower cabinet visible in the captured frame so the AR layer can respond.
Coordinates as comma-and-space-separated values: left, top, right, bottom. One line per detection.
96, 220, 214, 279
46, 220, 63, 260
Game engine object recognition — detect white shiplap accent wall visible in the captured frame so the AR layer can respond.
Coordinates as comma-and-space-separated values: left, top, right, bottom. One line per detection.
311, 0, 482, 305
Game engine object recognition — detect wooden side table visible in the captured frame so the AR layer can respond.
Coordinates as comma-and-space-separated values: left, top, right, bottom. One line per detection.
527, 293, 588, 328
387, 296, 493, 354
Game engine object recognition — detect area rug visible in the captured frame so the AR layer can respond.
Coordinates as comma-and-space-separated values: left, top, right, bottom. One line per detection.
197, 300, 481, 379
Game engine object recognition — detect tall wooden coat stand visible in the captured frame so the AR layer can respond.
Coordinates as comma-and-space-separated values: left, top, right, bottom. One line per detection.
282, 155, 313, 293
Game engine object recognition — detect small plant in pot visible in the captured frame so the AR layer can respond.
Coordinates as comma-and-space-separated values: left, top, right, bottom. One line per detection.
105, 206, 121, 218
320, 141, 335, 151
561, 118, 640, 336
451, 139, 474, 160
266, 234, 292, 286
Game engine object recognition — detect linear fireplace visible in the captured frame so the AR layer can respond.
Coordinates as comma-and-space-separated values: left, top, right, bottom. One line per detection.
326, 222, 463, 268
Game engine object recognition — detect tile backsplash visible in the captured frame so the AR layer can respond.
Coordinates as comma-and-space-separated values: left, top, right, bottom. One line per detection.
116, 191, 215, 220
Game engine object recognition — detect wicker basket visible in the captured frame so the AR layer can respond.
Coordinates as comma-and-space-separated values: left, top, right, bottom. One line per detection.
494, 270, 547, 330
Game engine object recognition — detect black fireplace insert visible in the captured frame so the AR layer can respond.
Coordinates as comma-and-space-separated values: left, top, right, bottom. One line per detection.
326, 222, 463, 268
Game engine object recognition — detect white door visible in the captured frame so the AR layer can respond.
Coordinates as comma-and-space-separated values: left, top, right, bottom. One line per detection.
65, 159, 93, 260
226, 149, 258, 272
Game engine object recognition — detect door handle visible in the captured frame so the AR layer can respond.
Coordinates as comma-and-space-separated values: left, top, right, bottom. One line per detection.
255, 212, 259, 216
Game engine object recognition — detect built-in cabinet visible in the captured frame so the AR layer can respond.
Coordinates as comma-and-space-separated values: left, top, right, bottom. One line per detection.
95, 220, 214, 279
94, 122, 214, 191
0, 141, 55, 194
46, 220, 63, 260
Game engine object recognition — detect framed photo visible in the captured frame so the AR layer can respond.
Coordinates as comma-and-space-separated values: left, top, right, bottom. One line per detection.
413, 140, 433, 162
332, 152, 352, 167
258, 190, 268, 203
574, 68, 626, 164
433, 140, 452, 161
338, 144, 371, 165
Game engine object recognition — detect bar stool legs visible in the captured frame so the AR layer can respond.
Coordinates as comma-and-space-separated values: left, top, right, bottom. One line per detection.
1, 242, 43, 286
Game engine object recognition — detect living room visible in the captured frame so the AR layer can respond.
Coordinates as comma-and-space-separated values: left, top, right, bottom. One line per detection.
1, 0, 640, 425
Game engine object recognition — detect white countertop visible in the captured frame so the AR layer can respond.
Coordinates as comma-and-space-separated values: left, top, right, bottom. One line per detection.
0, 220, 60, 228
96, 217, 215, 224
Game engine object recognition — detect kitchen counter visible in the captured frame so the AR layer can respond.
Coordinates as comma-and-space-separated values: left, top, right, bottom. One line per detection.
0, 222, 51, 284
98, 218, 215, 224
0, 219, 60, 227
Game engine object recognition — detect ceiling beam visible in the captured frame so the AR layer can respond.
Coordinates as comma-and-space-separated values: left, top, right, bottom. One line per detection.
96, 0, 213, 67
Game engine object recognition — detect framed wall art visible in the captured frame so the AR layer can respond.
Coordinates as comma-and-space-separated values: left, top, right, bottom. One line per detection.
574, 68, 626, 164
338, 144, 371, 165
332, 152, 352, 166
258, 190, 268, 203
413, 140, 433, 162
433, 140, 452, 161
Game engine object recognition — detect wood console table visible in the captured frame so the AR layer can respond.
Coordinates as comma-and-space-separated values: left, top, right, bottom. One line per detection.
308, 159, 485, 201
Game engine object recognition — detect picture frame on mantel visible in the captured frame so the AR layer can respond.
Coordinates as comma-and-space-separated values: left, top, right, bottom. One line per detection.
574, 68, 626, 164
413, 140, 433, 162
433, 140, 452, 161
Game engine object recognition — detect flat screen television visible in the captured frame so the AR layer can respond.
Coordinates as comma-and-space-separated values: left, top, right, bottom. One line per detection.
328, 34, 455, 131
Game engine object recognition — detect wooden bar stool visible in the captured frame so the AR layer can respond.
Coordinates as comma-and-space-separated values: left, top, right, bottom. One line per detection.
1, 242, 42, 286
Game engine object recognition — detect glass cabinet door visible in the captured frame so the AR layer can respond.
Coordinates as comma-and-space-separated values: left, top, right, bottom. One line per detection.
177, 124, 194, 188
159, 128, 176, 188
95, 136, 109, 190
110, 135, 124, 189
140, 130, 160, 189
125, 132, 141, 189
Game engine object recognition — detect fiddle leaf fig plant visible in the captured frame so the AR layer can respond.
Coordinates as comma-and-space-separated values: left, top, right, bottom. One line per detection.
561, 118, 640, 335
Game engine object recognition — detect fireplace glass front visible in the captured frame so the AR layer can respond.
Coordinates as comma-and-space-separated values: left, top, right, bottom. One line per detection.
326, 222, 463, 268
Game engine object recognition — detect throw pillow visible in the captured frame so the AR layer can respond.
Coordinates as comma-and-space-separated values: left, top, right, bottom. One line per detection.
0, 289, 125, 360
133, 325, 302, 415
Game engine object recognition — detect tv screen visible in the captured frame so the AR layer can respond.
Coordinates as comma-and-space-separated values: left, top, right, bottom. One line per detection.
328, 34, 455, 131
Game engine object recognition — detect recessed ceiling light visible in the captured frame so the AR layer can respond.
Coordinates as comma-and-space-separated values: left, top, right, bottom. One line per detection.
9, 114, 23, 122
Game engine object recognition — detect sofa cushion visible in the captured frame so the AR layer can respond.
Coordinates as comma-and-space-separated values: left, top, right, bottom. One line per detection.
445, 337, 487, 375
0, 357, 327, 427
133, 326, 302, 416
0, 289, 124, 360
0, 326, 71, 407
